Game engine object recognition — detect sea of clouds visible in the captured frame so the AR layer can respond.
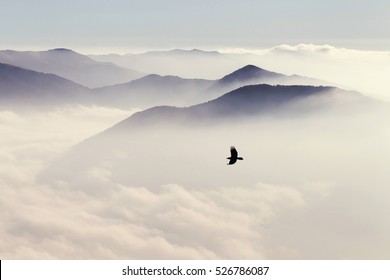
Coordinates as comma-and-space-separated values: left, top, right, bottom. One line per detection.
1, 101, 389, 259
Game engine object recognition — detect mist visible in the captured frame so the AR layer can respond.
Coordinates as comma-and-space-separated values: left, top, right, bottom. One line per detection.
1, 98, 389, 259
1, 44, 390, 259
91, 44, 390, 101
255, 44, 390, 102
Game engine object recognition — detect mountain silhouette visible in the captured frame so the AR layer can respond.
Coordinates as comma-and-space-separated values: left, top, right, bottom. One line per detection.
219, 65, 284, 84
40, 83, 382, 189
212, 65, 334, 93
0, 62, 90, 108
93, 74, 214, 108
92, 65, 334, 110
0, 49, 142, 88
111, 84, 372, 129
144, 49, 221, 56
89, 48, 230, 79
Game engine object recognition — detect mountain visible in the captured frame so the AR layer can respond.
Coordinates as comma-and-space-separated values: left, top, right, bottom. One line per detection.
143, 49, 221, 56
90, 49, 337, 86
0, 48, 142, 88
110, 84, 373, 129
212, 65, 335, 93
89, 46, 390, 101
0, 62, 90, 108
40, 83, 380, 189
89, 49, 244, 79
92, 65, 336, 110
0, 56, 345, 111
93, 74, 214, 108
218, 65, 285, 84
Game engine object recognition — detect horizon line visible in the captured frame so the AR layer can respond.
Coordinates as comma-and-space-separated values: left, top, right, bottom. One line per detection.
2, 43, 390, 56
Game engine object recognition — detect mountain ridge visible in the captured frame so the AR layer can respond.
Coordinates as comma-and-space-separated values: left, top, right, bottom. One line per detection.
219, 64, 284, 84
39, 82, 383, 189
0, 49, 142, 88
93, 73, 214, 108
93, 64, 335, 110
108, 83, 373, 132
0, 62, 90, 107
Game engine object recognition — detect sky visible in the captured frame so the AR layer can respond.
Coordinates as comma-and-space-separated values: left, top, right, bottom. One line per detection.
1, 0, 390, 53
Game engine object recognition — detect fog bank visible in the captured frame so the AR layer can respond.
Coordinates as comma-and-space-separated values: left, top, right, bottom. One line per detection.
1, 103, 389, 259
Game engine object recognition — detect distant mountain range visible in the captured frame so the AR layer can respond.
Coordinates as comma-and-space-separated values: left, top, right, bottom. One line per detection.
93, 74, 214, 108
109, 84, 373, 129
0, 48, 142, 88
0, 49, 359, 111
40, 83, 379, 189
212, 64, 333, 93
89, 48, 338, 85
93, 65, 334, 109
89, 49, 241, 79
0, 62, 90, 107
219, 64, 285, 84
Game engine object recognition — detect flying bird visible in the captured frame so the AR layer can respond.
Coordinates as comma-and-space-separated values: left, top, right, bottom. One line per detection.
227, 146, 243, 165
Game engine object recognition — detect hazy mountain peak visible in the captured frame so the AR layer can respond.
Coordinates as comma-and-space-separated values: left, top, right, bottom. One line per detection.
189, 49, 220, 55
229, 64, 265, 75
142, 73, 166, 79
110, 83, 369, 129
143, 49, 221, 56
134, 73, 212, 85
46, 48, 94, 60
49, 48, 74, 52
130, 74, 188, 85
239, 64, 261, 70
219, 64, 282, 84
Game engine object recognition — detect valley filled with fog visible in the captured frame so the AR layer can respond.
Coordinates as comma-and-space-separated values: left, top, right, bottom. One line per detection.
1, 45, 390, 259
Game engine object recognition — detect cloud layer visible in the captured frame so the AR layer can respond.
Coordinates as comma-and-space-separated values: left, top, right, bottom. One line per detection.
1, 104, 390, 259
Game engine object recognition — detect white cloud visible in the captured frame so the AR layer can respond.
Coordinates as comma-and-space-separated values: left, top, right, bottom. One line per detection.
0, 106, 309, 259
0, 110, 22, 124
271, 44, 346, 55
0, 175, 307, 259
1, 99, 390, 259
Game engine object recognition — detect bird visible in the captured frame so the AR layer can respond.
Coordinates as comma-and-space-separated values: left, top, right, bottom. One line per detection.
227, 146, 243, 165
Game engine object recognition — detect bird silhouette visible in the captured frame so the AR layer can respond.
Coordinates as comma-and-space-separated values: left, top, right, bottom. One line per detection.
227, 146, 243, 165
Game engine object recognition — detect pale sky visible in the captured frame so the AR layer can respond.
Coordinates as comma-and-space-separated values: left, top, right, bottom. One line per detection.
1, 0, 390, 53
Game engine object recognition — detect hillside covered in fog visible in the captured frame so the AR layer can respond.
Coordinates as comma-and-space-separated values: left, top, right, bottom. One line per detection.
0, 48, 142, 88
0, 62, 90, 108
1, 45, 390, 260
1, 53, 337, 110
41, 82, 383, 190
